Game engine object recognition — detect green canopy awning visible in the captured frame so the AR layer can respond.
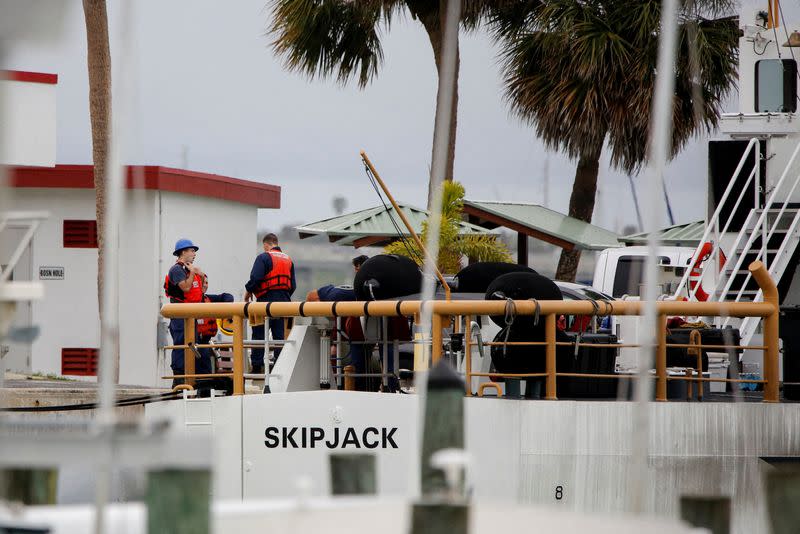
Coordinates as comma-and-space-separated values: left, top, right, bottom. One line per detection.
620, 220, 704, 247
462, 200, 621, 251
295, 203, 497, 248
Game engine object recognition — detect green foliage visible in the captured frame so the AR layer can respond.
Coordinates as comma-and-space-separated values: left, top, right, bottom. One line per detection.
269, 0, 391, 88
495, 0, 739, 173
268, 0, 508, 88
384, 181, 511, 273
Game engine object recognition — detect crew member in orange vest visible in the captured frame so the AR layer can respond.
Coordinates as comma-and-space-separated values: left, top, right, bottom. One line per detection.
195, 274, 234, 376
244, 233, 296, 374
164, 238, 203, 385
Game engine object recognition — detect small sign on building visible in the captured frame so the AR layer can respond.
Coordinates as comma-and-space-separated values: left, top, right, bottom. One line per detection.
39, 266, 64, 280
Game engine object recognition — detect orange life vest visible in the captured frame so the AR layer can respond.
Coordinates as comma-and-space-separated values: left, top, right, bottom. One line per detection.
164, 263, 203, 303
254, 250, 293, 297
196, 296, 218, 338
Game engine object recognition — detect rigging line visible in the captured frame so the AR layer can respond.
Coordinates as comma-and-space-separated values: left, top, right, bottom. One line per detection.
363, 163, 403, 241
362, 162, 425, 264
777, 1, 800, 105
771, 15, 782, 59
366, 170, 421, 263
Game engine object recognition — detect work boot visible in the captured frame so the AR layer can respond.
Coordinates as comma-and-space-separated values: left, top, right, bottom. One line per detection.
251, 363, 265, 375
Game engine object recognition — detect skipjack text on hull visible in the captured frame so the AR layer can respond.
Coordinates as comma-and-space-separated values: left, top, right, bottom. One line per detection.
264, 426, 399, 449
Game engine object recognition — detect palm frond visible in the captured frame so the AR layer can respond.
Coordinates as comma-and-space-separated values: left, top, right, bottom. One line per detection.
384, 180, 512, 273
456, 234, 513, 263
495, 0, 738, 172
269, 0, 391, 87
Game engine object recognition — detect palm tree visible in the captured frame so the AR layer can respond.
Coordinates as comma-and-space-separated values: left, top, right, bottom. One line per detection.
82, 0, 118, 382
269, 0, 501, 207
384, 180, 511, 273
494, 0, 738, 281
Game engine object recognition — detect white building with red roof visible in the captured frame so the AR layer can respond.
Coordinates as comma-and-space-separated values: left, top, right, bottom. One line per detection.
2, 70, 281, 386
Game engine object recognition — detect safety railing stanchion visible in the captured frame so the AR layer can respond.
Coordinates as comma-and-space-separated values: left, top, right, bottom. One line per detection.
335, 317, 343, 389
381, 318, 389, 389
263, 315, 272, 392
656, 314, 668, 402
688, 329, 703, 401
184, 318, 196, 388
545, 314, 557, 400
432, 312, 443, 364
232, 315, 244, 395
343, 365, 355, 391
764, 309, 779, 402
465, 316, 472, 396
750, 261, 780, 402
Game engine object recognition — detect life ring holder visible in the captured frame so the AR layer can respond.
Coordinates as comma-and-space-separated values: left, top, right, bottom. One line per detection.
688, 242, 727, 302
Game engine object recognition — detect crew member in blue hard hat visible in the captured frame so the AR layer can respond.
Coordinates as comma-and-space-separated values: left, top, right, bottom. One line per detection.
244, 233, 296, 375
163, 238, 204, 387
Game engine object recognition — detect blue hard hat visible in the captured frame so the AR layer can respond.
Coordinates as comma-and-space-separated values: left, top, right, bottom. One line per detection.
173, 238, 199, 256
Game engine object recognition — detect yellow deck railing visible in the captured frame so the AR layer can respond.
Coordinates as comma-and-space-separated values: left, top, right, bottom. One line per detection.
160, 261, 781, 402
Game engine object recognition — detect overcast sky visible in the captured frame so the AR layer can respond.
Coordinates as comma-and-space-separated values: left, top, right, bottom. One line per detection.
6, 0, 795, 236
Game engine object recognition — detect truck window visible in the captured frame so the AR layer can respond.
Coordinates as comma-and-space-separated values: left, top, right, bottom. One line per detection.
611, 255, 671, 297
612, 256, 646, 297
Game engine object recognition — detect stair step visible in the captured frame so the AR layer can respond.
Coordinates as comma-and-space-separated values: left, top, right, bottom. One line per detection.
745, 228, 789, 235
756, 208, 800, 213
735, 248, 781, 254
719, 289, 760, 298
723, 269, 755, 275
716, 287, 759, 294
714, 288, 759, 302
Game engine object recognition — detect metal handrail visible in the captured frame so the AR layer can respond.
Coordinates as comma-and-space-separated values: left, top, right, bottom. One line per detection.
674, 138, 760, 299
718, 140, 800, 305
160, 262, 781, 402
722, 189, 800, 332
706, 165, 760, 301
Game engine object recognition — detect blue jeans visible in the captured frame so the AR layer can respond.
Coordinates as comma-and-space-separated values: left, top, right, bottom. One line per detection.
169, 319, 213, 376
250, 291, 291, 368
168, 319, 185, 374
348, 341, 397, 392
196, 338, 214, 375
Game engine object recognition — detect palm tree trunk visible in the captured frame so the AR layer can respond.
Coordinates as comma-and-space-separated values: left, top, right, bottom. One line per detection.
419, 5, 459, 209
555, 149, 601, 282
82, 0, 117, 382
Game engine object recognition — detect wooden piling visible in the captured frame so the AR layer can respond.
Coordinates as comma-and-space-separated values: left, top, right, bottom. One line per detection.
0, 468, 57, 505
680, 495, 730, 534
420, 360, 464, 496
766, 469, 800, 534
411, 503, 468, 534
147, 469, 210, 534
329, 454, 376, 495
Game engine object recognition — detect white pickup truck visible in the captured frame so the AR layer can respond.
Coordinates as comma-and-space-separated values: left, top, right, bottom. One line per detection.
591, 245, 737, 390
592, 245, 697, 299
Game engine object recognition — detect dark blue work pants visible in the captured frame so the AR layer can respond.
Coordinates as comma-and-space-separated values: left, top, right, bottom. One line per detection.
169, 318, 212, 377
348, 341, 397, 392
250, 291, 291, 368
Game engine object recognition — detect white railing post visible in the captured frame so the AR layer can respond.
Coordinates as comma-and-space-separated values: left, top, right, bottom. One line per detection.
674, 138, 760, 300
720, 140, 800, 304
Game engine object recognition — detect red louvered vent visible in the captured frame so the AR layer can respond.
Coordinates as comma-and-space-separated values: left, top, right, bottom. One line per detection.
61, 348, 98, 376
63, 220, 98, 248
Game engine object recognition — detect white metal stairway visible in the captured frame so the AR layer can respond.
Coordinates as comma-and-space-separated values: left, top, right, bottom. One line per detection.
674, 138, 800, 346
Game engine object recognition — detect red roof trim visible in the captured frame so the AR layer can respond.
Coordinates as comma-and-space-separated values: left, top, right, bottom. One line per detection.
8, 165, 281, 209
2, 70, 58, 85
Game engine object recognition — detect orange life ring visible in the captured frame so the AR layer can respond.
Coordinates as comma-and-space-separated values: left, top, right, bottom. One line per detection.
688, 242, 727, 301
